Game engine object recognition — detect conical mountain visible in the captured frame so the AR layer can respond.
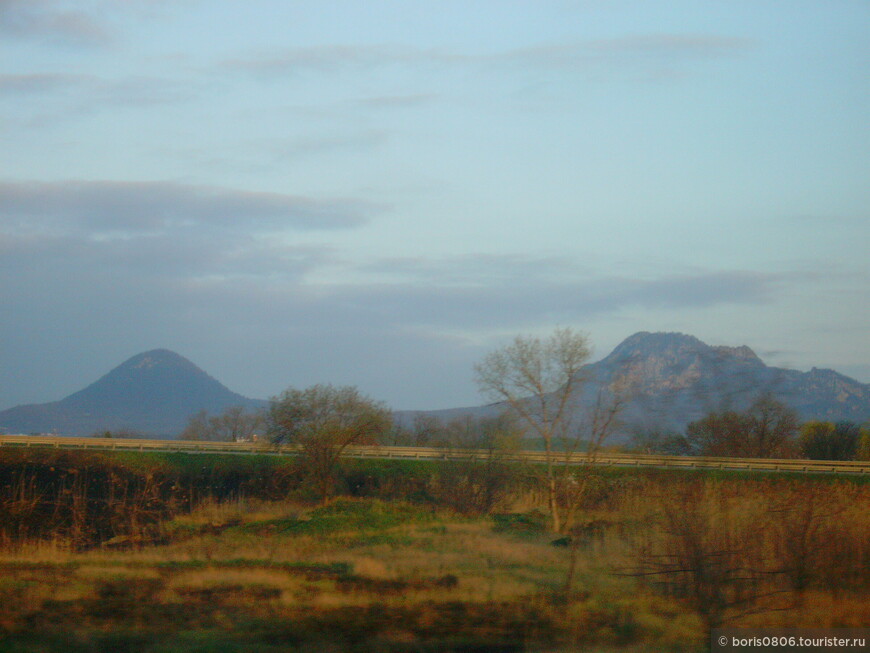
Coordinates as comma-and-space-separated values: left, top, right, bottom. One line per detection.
0, 349, 265, 437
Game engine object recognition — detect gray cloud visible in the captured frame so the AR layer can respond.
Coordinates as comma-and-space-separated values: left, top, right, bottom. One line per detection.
369, 254, 773, 300
221, 34, 753, 79
0, 73, 201, 133
0, 73, 91, 94
319, 268, 778, 331
0, 0, 109, 46
0, 230, 335, 286
0, 72, 199, 114
557, 34, 753, 59
0, 180, 378, 234
88, 76, 197, 107
222, 44, 451, 75
501, 35, 752, 76
0, 232, 792, 412
0, 209, 783, 330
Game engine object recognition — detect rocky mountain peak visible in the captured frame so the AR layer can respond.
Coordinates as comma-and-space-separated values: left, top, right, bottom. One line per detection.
711, 345, 762, 364
401, 331, 869, 442
606, 331, 706, 362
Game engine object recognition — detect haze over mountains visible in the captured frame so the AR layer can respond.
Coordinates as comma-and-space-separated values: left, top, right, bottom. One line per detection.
1, 333, 867, 439
574, 332, 869, 439
398, 332, 870, 442
0, 349, 265, 437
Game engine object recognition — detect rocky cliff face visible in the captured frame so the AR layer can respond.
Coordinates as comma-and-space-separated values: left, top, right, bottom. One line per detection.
399, 332, 869, 441
584, 332, 868, 436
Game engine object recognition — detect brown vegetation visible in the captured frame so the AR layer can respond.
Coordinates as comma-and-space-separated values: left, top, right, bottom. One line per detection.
0, 447, 867, 651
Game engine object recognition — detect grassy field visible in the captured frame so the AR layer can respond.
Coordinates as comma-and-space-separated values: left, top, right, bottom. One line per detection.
0, 449, 867, 651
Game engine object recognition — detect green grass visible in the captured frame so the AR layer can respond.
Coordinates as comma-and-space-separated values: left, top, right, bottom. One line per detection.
491, 511, 549, 538
1, 448, 868, 651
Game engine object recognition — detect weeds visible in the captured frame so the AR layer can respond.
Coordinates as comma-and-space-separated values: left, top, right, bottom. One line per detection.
1, 449, 868, 651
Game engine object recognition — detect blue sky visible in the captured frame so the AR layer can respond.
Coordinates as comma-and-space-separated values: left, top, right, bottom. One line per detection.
1, 0, 868, 411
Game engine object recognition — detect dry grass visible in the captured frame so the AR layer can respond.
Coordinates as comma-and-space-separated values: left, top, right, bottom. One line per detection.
0, 496, 694, 651
1, 469, 867, 651
614, 475, 870, 631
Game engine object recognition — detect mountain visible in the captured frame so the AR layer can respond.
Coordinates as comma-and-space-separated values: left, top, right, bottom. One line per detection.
4, 334, 867, 442
587, 332, 869, 436
0, 349, 266, 437
399, 332, 870, 442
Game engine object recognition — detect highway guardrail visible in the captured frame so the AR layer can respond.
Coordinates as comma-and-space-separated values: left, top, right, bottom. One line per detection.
1, 435, 868, 475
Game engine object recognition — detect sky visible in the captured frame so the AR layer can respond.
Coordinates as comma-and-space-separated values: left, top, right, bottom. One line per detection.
1, 0, 868, 412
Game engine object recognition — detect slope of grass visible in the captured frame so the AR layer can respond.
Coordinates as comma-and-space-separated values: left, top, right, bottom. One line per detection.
1, 449, 868, 651
0, 497, 708, 652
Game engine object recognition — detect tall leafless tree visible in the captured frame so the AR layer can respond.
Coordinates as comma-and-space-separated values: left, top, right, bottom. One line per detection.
474, 327, 625, 532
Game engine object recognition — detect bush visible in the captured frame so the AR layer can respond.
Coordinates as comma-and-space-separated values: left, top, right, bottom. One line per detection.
800, 421, 861, 460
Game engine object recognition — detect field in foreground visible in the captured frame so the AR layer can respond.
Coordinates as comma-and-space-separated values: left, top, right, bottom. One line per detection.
0, 450, 868, 651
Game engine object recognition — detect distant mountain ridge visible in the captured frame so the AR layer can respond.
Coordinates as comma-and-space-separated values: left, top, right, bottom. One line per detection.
398, 332, 870, 441
589, 332, 868, 435
0, 349, 265, 437
2, 333, 868, 440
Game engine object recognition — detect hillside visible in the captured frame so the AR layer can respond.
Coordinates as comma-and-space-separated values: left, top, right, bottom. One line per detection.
0, 349, 266, 437
3, 333, 867, 440
399, 332, 870, 441
583, 332, 869, 434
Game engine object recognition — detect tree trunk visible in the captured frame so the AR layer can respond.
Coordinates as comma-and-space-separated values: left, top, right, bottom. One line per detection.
544, 436, 561, 532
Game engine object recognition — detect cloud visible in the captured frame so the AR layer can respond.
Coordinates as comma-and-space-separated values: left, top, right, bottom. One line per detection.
323, 269, 777, 331
0, 71, 199, 116
372, 253, 773, 293
243, 255, 780, 335
221, 33, 753, 80
1, 229, 337, 286
0, 0, 109, 46
0, 73, 90, 94
0, 180, 379, 234
500, 34, 753, 72
222, 44, 453, 76
0, 179, 379, 325
0, 203, 782, 332
0, 237, 793, 411
571, 34, 753, 58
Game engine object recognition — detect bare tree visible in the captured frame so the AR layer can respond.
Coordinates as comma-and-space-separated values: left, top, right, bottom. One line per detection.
474, 327, 624, 532
435, 413, 524, 515
266, 384, 392, 503
209, 405, 264, 443
626, 480, 778, 631
180, 406, 264, 442
685, 394, 798, 458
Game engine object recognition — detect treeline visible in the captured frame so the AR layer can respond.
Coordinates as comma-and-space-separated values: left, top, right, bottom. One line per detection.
102, 326, 869, 469
171, 403, 522, 451
172, 395, 870, 462
632, 394, 870, 461
0, 444, 530, 550
0, 449, 295, 550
